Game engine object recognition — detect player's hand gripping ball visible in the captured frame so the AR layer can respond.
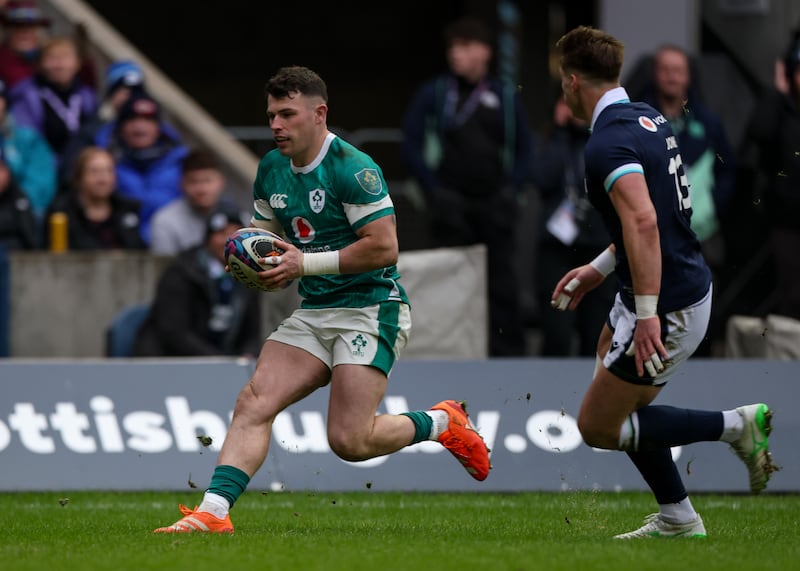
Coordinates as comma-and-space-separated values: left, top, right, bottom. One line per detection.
225, 228, 290, 292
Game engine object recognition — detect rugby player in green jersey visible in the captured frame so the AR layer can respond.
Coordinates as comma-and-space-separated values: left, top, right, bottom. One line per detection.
154, 66, 490, 534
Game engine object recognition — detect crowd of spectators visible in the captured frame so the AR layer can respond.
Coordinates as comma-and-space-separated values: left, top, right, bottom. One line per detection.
0, 1, 244, 256
0, 0, 251, 357
401, 17, 800, 358
1, 3, 797, 359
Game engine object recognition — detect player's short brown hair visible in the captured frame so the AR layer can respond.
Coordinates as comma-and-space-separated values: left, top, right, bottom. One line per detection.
556, 26, 624, 83
264, 66, 328, 103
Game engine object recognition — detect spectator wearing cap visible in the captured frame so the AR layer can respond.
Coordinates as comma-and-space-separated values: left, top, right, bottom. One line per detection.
0, 1, 97, 89
7, 35, 98, 171
58, 59, 151, 189
150, 147, 246, 256
99, 60, 145, 120
44, 145, 144, 250
93, 90, 189, 245
0, 75, 56, 220
0, 144, 39, 250
0, 0, 51, 89
133, 203, 262, 358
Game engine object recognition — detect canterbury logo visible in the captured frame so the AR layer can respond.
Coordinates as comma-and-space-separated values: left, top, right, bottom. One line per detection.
269, 194, 288, 209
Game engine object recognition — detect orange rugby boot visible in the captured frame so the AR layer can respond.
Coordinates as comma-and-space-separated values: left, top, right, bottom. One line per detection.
431, 399, 491, 481
153, 504, 234, 534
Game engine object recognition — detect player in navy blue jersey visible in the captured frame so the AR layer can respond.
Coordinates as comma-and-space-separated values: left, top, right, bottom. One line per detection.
550, 26, 777, 539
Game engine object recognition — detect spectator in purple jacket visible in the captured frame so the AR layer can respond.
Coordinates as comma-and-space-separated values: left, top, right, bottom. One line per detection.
7, 35, 97, 170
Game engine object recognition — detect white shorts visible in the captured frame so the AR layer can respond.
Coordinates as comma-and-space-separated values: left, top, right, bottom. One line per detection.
267, 302, 411, 376
602, 286, 712, 386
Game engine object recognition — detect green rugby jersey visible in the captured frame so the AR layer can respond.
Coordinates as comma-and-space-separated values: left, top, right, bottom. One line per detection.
253, 132, 409, 309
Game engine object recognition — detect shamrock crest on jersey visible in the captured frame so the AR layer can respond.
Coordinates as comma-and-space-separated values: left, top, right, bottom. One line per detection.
309, 188, 325, 213
355, 168, 382, 195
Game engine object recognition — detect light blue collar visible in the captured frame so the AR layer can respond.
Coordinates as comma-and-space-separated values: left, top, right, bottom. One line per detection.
590, 86, 630, 131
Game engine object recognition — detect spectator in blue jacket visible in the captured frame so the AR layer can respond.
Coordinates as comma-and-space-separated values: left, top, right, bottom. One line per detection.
95, 90, 188, 245
59, 58, 148, 190
0, 77, 56, 220
400, 17, 534, 357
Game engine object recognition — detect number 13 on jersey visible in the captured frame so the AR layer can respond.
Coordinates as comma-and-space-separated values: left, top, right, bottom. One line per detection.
668, 151, 691, 212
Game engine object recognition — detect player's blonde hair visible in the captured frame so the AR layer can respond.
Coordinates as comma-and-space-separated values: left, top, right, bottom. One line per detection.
556, 26, 624, 83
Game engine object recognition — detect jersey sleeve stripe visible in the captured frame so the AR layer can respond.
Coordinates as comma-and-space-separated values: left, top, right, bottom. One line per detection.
253, 198, 274, 221
344, 195, 394, 227
604, 163, 644, 192
351, 207, 396, 232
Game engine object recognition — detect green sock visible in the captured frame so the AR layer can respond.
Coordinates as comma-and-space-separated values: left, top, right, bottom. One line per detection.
401, 411, 433, 444
207, 465, 251, 508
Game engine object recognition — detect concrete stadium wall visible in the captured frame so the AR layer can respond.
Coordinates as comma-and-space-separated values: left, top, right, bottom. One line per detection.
7, 246, 488, 359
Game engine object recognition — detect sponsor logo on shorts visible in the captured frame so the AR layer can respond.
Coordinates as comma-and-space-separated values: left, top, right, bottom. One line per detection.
351, 333, 368, 357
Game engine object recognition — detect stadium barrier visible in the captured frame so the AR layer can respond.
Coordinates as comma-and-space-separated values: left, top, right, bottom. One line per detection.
0, 358, 797, 492
8, 245, 487, 359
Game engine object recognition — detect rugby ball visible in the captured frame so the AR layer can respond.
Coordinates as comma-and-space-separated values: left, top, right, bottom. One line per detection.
224, 228, 289, 292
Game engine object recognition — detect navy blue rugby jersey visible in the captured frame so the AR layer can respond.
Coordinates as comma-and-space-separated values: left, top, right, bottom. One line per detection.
584, 92, 711, 314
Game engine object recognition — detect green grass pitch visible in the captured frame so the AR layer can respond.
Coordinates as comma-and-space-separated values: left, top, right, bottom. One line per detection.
1, 491, 797, 570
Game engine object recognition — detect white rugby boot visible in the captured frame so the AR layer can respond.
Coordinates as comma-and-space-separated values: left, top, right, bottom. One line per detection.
729, 403, 777, 494
614, 513, 707, 539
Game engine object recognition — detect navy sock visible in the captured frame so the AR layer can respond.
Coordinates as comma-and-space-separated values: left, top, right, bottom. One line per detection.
637, 405, 724, 448
627, 447, 687, 504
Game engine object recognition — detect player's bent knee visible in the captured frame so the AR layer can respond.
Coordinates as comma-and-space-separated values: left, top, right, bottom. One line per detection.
328, 433, 371, 462
577, 416, 618, 450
